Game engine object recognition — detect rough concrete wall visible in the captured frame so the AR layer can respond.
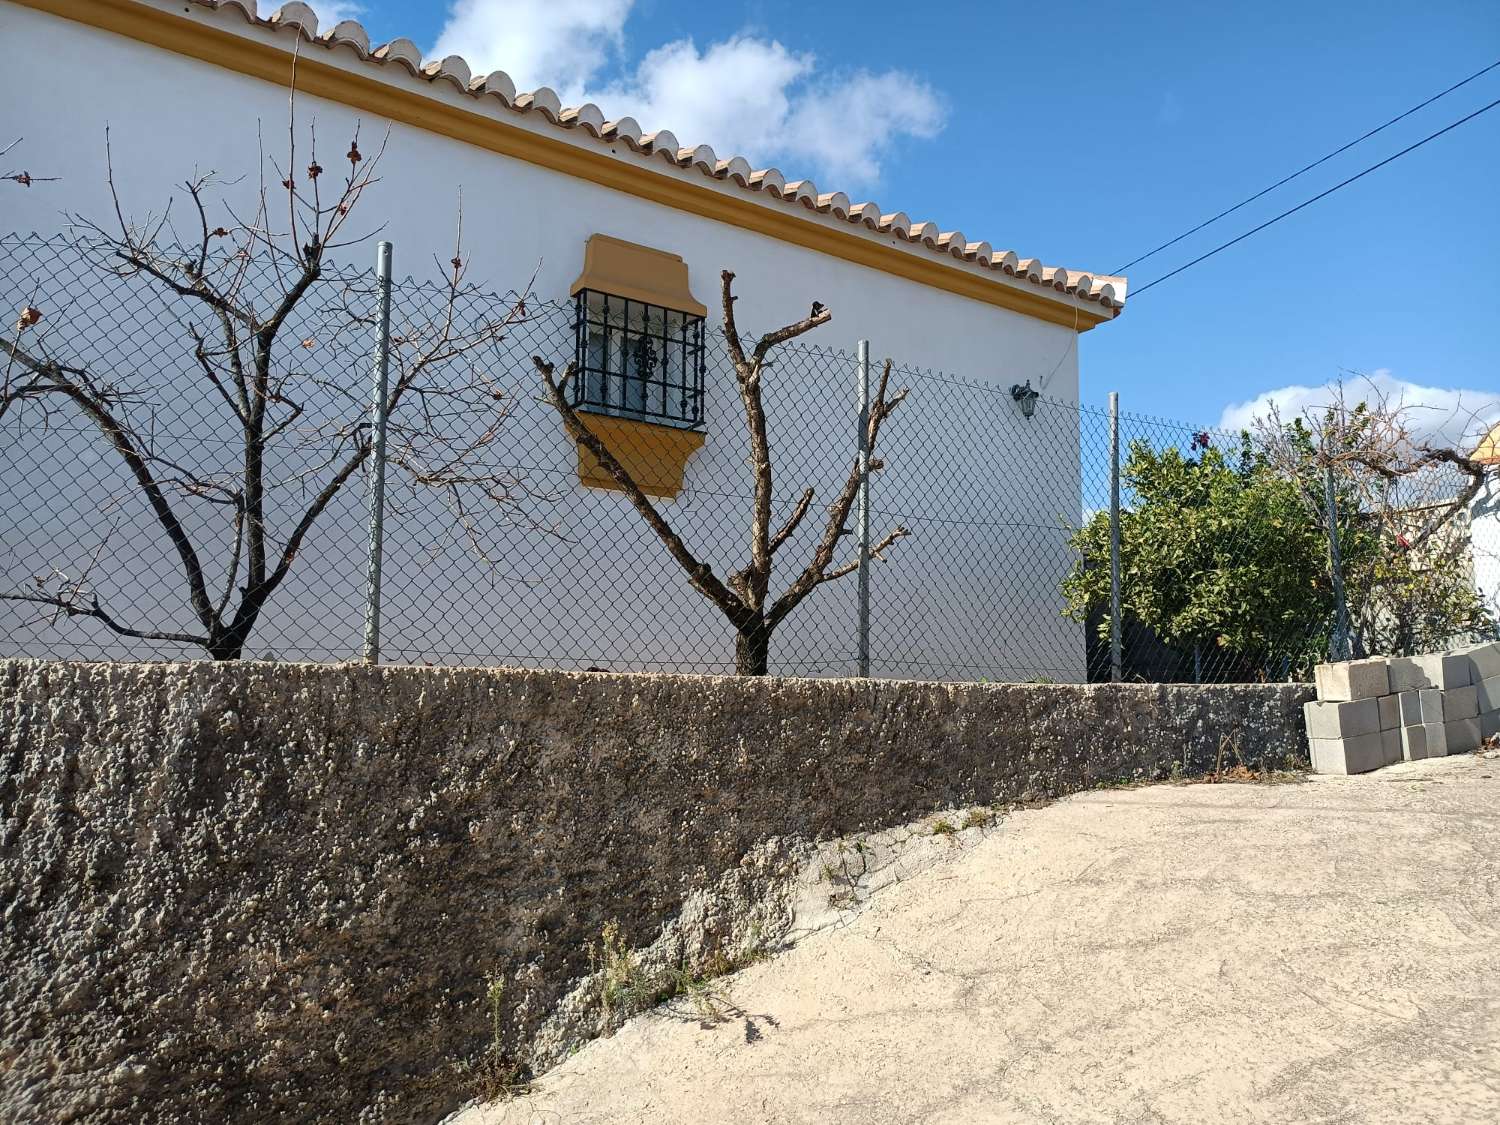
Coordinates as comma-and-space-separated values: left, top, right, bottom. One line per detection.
0, 660, 1312, 1123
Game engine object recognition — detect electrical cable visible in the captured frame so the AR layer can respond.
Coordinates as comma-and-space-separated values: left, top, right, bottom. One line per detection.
1131, 95, 1500, 298
1113, 57, 1500, 274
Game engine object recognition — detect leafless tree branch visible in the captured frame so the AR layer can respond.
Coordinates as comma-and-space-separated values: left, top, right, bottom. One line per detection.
537, 273, 908, 673
4, 103, 546, 659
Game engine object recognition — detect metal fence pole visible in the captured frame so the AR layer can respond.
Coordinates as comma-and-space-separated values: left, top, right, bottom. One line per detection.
1108, 391, 1122, 683
856, 339, 872, 677
1323, 463, 1352, 662
362, 240, 393, 665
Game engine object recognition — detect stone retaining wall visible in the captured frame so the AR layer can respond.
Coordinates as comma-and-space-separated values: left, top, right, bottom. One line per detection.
0, 660, 1312, 1122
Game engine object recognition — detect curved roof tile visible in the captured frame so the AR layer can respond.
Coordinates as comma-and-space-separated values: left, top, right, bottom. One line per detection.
371, 38, 422, 74
783, 180, 819, 207
515, 87, 561, 121
748, 168, 786, 194
716, 156, 754, 185
323, 20, 369, 54
680, 144, 717, 172
473, 70, 516, 104
601, 117, 641, 144
559, 104, 605, 135
179, 0, 1124, 317
879, 213, 912, 237
422, 55, 471, 90
268, 2, 315, 34
817, 191, 851, 218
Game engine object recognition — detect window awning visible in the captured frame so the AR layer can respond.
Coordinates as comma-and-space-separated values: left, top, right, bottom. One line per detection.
570, 234, 708, 318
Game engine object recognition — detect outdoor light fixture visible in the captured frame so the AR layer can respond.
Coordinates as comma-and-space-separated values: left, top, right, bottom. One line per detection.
1010, 380, 1040, 420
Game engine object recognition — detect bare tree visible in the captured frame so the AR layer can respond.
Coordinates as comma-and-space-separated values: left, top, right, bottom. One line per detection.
1, 136, 58, 188
533, 269, 908, 675
1255, 377, 1496, 654
1, 115, 544, 659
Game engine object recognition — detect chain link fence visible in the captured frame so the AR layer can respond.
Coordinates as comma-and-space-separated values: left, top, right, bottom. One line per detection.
3, 234, 1494, 682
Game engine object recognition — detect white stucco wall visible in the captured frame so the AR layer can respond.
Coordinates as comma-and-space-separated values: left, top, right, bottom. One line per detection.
0, 1, 1096, 680
1471, 477, 1500, 626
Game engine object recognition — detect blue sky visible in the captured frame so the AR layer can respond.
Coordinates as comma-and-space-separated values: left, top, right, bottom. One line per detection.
329, 0, 1498, 436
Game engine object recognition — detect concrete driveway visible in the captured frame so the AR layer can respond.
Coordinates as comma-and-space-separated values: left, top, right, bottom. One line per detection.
458, 754, 1500, 1124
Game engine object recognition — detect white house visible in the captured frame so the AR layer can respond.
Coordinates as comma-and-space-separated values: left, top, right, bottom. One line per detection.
0, 0, 1127, 680
1471, 424, 1500, 626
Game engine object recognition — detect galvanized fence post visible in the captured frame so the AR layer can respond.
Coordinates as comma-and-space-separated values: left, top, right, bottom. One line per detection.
1323, 463, 1352, 662
363, 240, 393, 665
1108, 391, 1123, 683
856, 339, 872, 677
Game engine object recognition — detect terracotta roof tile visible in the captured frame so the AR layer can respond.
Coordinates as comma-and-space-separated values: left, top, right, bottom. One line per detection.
174, 1, 1125, 315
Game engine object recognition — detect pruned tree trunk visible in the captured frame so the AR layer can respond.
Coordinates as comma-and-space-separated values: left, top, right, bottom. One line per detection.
535, 269, 910, 675
735, 623, 770, 676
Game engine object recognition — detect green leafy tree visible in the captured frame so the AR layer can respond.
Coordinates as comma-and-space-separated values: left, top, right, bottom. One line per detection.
1062, 435, 1336, 677
1069, 388, 1497, 682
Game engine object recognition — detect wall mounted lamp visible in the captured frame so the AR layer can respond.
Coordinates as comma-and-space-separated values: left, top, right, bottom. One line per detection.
1010, 380, 1040, 420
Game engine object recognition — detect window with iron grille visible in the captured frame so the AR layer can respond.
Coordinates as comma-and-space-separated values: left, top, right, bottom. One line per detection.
571, 289, 706, 428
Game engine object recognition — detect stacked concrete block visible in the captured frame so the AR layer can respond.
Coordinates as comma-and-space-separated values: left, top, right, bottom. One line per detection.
1306, 645, 1500, 774
1306, 658, 1391, 774
1455, 641, 1500, 748
1314, 658, 1389, 703
1393, 688, 1445, 762
1387, 652, 1469, 692
1377, 693, 1402, 766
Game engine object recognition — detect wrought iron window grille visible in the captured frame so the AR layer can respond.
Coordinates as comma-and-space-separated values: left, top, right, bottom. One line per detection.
571, 288, 706, 429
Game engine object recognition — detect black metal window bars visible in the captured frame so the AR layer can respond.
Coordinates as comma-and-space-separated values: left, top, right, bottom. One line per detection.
571, 288, 706, 428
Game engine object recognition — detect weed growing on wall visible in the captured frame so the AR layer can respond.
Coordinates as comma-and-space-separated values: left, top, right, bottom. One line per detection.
460, 973, 531, 1102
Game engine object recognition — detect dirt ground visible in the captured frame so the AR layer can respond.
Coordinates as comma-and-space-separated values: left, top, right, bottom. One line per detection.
452, 753, 1500, 1124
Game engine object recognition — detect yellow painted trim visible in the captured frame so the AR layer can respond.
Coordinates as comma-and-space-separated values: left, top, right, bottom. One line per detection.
16, 0, 1116, 332
575, 413, 705, 498
570, 234, 708, 318
1475, 422, 1500, 465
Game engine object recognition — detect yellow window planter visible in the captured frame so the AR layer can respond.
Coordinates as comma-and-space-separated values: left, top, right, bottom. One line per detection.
574, 413, 706, 499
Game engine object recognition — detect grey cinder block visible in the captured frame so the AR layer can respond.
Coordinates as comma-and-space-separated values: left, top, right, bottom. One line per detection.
1483, 711, 1500, 741
1443, 685, 1479, 722
1381, 727, 1402, 765
1398, 725, 1421, 760
1399, 724, 1442, 761
1396, 689, 1443, 726
1378, 694, 1400, 730
1308, 732, 1387, 775
1314, 658, 1390, 702
1303, 698, 1381, 740
1387, 653, 1471, 692
1445, 717, 1481, 755
1455, 641, 1500, 683
1425, 722, 1449, 758
1477, 674, 1500, 713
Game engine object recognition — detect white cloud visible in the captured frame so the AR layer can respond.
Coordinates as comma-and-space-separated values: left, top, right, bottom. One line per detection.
432, 0, 632, 102
598, 37, 813, 166
1219, 370, 1500, 452
316, 1, 367, 27
782, 68, 947, 184
598, 37, 944, 183
431, 2, 944, 186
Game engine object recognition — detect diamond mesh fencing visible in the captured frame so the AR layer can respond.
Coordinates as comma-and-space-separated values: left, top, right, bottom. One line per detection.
1471, 492, 1500, 633
1075, 412, 1333, 684
4, 234, 1494, 682
1330, 449, 1500, 660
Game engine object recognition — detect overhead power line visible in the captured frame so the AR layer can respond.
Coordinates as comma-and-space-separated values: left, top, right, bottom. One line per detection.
1114, 57, 1500, 275
1130, 95, 1500, 299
